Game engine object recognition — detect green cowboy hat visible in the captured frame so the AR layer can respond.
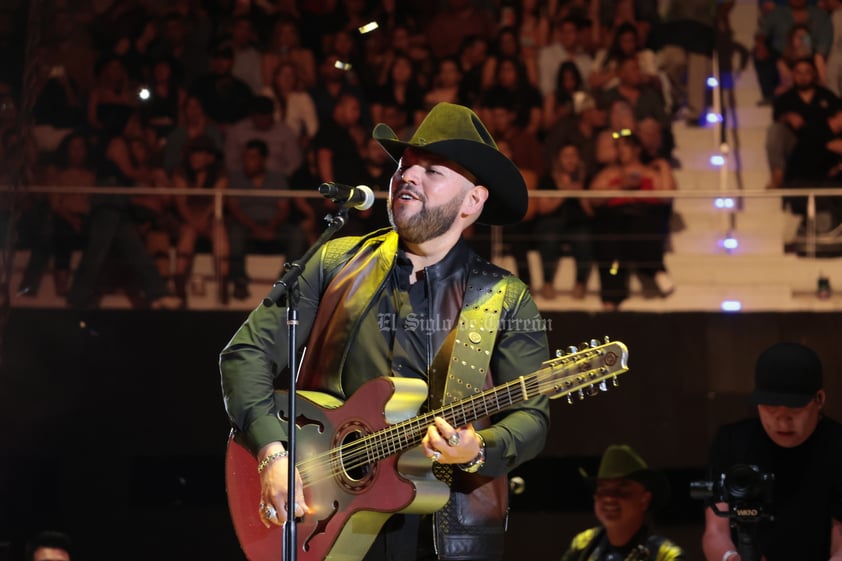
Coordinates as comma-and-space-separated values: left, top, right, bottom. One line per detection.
580, 444, 670, 511
372, 102, 527, 226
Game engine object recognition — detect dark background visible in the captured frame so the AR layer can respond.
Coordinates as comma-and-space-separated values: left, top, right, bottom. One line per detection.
2, 309, 840, 561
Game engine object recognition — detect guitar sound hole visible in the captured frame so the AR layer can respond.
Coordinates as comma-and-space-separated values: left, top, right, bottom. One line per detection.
338, 429, 372, 483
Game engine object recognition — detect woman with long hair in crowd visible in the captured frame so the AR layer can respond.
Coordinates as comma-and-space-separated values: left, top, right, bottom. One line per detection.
172, 134, 229, 304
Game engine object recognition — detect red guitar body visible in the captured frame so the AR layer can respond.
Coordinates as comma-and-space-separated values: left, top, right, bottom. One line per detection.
225, 377, 450, 561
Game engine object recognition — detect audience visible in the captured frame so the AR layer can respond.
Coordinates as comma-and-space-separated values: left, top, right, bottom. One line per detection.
6, 0, 746, 310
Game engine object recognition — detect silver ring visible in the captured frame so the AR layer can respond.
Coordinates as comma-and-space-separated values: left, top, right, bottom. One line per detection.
447, 433, 460, 447
431, 450, 441, 462
263, 504, 277, 519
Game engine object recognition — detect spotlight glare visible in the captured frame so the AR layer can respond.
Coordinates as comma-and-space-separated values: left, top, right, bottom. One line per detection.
721, 300, 742, 312
710, 155, 726, 167
706, 112, 723, 124
714, 197, 735, 209
719, 236, 739, 251
707, 77, 720, 88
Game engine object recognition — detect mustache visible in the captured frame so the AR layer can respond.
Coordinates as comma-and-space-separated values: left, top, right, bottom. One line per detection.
393, 184, 426, 202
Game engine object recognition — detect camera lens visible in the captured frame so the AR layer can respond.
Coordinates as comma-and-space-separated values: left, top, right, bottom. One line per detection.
724, 464, 764, 500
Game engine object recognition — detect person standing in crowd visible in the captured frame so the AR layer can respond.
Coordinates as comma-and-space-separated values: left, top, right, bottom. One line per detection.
559, 444, 685, 561
220, 102, 550, 561
702, 342, 842, 561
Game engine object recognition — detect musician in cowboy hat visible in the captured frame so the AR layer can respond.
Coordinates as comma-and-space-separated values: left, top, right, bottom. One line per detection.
559, 444, 685, 561
221, 102, 551, 561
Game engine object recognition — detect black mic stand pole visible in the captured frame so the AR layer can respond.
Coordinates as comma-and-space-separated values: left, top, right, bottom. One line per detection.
262, 206, 350, 561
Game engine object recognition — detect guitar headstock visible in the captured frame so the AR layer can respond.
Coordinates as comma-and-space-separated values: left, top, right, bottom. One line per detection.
538, 337, 629, 403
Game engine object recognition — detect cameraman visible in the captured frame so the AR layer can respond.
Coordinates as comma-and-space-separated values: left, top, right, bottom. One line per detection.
702, 342, 842, 561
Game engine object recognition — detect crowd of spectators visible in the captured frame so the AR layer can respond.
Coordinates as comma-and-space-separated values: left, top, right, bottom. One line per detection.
761, 0, 842, 239
0, 0, 718, 310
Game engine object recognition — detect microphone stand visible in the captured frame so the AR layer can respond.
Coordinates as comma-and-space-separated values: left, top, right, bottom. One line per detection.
263, 206, 350, 561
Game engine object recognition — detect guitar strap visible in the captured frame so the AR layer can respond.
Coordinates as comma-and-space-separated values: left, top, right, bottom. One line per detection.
429, 257, 513, 561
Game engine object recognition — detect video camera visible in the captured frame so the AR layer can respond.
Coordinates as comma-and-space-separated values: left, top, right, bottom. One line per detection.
690, 464, 775, 523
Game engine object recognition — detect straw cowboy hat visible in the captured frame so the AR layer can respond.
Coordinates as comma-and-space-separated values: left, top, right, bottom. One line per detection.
580, 444, 670, 511
373, 102, 527, 226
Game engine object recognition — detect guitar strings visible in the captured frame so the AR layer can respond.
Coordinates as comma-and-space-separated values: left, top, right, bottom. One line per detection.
295, 350, 619, 486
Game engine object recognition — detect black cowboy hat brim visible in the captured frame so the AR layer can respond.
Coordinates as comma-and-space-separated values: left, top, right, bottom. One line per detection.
374, 124, 527, 226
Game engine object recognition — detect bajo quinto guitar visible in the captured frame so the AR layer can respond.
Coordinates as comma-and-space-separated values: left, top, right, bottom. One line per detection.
226, 338, 629, 561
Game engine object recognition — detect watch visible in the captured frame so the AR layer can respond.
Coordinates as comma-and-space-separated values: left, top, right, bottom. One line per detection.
458, 433, 486, 473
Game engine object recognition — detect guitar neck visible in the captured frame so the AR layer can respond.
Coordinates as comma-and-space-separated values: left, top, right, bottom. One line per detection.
367, 373, 541, 464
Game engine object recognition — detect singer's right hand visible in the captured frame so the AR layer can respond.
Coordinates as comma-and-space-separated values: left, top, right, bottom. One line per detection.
258, 444, 310, 527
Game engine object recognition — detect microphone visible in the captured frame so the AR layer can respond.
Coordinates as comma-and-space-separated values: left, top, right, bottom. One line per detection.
318, 182, 375, 211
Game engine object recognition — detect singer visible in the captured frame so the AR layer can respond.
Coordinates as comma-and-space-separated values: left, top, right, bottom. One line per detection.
220, 103, 551, 561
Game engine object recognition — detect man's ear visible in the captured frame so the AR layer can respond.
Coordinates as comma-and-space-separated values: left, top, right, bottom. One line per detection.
816, 389, 827, 409
463, 185, 489, 216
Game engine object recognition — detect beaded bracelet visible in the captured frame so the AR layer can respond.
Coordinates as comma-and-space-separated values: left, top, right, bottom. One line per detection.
257, 450, 288, 473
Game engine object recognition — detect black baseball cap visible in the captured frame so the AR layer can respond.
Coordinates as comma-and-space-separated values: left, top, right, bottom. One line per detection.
750, 342, 823, 407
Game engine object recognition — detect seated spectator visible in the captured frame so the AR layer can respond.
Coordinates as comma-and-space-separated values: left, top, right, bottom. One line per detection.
783, 102, 842, 226
544, 92, 611, 179
776, 24, 827, 95
590, 22, 660, 93
18, 132, 94, 298
26, 530, 72, 561
560, 444, 685, 561
532, 142, 594, 300
370, 52, 426, 131
754, 0, 832, 105
87, 55, 137, 141
32, 61, 85, 153
126, 135, 175, 283
224, 95, 302, 179
483, 55, 543, 135
605, 56, 674, 158
189, 42, 253, 128
261, 18, 317, 90
424, 57, 463, 108
313, 93, 369, 187
515, 0, 552, 77
67, 112, 180, 310
226, 139, 307, 300
456, 35, 490, 108
482, 90, 545, 178
309, 53, 371, 130
589, 131, 675, 310
172, 135, 229, 303
146, 10, 211, 86
538, 16, 594, 101
543, 60, 586, 130
229, 16, 263, 94
162, 95, 224, 173
140, 57, 186, 144
767, 57, 839, 190
482, 26, 539, 89
262, 61, 319, 154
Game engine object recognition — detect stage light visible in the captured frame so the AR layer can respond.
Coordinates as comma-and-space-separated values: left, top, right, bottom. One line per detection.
710, 155, 725, 167
706, 112, 723, 124
714, 197, 735, 209
719, 236, 739, 251
721, 300, 742, 312
707, 77, 719, 88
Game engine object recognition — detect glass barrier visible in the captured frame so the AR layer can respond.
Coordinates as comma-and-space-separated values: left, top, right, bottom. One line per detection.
3, 185, 842, 312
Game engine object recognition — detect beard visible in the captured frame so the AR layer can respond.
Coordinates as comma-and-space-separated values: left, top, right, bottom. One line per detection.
389, 189, 465, 244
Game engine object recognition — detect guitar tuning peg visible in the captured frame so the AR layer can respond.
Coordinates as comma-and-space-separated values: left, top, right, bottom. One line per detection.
555, 349, 564, 358
599, 380, 608, 392
590, 339, 600, 348
612, 376, 620, 387
567, 345, 578, 354
603, 335, 611, 343
577, 389, 585, 400
579, 342, 589, 351
567, 394, 574, 405
586, 384, 599, 397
